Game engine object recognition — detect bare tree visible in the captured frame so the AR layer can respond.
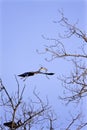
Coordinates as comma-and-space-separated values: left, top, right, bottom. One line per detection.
63, 112, 87, 130
0, 77, 56, 130
38, 10, 87, 129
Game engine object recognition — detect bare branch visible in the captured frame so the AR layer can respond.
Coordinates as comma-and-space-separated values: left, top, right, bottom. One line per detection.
55, 10, 87, 42
65, 113, 81, 130
58, 59, 87, 105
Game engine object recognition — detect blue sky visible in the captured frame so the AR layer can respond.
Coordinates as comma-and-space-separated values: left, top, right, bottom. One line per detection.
0, 0, 87, 129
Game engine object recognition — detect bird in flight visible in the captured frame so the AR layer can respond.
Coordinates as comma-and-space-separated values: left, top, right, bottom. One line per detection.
18, 67, 54, 80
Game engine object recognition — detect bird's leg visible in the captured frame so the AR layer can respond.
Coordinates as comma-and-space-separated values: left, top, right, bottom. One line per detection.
20, 77, 24, 80
45, 75, 50, 79
23, 77, 27, 81
20, 76, 27, 81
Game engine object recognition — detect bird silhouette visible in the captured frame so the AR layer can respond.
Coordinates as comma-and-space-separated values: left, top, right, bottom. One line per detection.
4, 120, 22, 129
18, 67, 54, 80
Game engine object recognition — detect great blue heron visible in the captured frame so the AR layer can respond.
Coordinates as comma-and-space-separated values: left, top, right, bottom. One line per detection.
18, 67, 54, 80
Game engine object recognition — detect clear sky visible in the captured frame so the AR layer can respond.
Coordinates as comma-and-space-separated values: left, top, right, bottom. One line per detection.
0, 0, 87, 129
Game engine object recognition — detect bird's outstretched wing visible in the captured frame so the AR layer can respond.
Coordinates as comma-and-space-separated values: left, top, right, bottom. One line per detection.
18, 72, 35, 77
39, 72, 55, 75
45, 72, 54, 75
